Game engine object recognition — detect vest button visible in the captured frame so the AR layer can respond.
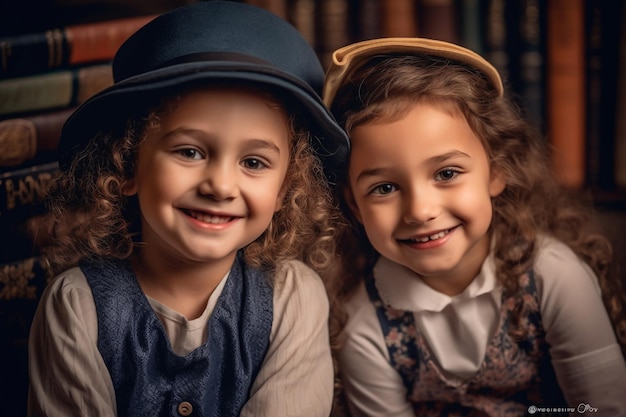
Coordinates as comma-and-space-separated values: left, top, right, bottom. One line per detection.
177, 401, 193, 416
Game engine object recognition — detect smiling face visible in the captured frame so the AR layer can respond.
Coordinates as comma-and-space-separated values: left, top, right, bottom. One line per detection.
124, 87, 290, 273
347, 101, 505, 295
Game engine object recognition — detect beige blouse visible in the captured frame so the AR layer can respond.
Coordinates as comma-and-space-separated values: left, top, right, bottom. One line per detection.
28, 259, 333, 417
338, 236, 626, 417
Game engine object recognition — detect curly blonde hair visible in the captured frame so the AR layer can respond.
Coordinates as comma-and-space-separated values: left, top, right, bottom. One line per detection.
329, 54, 626, 359
43, 83, 342, 284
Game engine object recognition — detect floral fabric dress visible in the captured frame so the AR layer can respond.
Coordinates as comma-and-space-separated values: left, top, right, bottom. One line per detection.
364, 271, 567, 417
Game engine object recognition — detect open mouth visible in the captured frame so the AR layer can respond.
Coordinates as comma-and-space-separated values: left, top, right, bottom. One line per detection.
184, 209, 237, 224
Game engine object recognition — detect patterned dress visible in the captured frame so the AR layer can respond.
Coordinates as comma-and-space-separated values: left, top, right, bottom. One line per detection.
365, 271, 566, 417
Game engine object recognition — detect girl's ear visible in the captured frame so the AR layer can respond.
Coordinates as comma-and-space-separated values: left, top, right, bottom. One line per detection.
344, 187, 364, 224
489, 167, 507, 197
121, 178, 137, 196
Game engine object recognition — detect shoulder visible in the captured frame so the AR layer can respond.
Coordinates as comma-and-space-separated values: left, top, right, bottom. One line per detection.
273, 259, 327, 296
43, 266, 94, 303
532, 236, 610, 343
266, 259, 331, 349
343, 281, 376, 328
340, 282, 386, 354
271, 259, 329, 318
533, 235, 600, 296
32, 266, 98, 344
535, 235, 593, 269
38, 267, 96, 319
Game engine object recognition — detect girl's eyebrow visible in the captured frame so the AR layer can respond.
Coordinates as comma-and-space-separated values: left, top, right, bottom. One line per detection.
244, 138, 282, 155
428, 150, 471, 164
355, 167, 391, 184
355, 150, 470, 184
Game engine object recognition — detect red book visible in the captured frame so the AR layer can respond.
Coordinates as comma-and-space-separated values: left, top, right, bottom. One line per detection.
0, 14, 156, 78
418, 0, 459, 43
380, 0, 418, 37
546, 0, 586, 188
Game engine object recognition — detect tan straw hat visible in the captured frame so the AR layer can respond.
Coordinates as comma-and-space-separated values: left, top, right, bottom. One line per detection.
323, 37, 504, 107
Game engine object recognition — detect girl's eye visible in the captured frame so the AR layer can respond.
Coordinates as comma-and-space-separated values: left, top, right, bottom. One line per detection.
435, 168, 459, 182
242, 158, 267, 170
371, 183, 396, 195
177, 148, 203, 160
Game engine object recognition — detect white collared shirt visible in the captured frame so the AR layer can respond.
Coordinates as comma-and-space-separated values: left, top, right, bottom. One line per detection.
339, 236, 626, 417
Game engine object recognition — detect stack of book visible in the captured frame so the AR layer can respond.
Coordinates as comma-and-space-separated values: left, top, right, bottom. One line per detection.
0, 13, 155, 416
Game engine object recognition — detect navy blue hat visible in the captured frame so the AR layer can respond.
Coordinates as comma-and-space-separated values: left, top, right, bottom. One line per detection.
58, 0, 349, 180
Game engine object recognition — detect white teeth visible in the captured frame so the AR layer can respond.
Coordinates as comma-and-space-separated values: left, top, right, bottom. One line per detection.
204, 216, 230, 224
412, 230, 448, 243
189, 210, 232, 224
430, 231, 446, 240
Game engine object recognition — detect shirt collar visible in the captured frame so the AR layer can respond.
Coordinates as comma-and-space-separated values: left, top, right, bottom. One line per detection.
372, 253, 498, 313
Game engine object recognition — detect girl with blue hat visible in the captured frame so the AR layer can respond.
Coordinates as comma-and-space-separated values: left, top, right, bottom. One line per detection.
27, 2, 349, 416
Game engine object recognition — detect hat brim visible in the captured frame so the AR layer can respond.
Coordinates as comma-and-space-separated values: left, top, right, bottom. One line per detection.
323, 37, 504, 107
60, 61, 349, 175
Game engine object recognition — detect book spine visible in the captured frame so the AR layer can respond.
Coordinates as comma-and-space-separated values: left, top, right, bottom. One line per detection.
483, 0, 509, 85
0, 107, 74, 167
546, 0, 586, 188
0, 29, 68, 79
0, 161, 59, 221
516, 0, 546, 130
614, 1, 626, 189
0, 254, 54, 417
597, 1, 621, 190
585, 0, 604, 188
67, 15, 156, 65
417, 0, 459, 43
316, 0, 350, 68
289, 0, 317, 48
380, 0, 418, 37
0, 63, 112, 117
351, 0, 380, 41
245, 0, 288, 20
459, 0, 484, 54
0, 14, 155, 78
0, 256, 53, 301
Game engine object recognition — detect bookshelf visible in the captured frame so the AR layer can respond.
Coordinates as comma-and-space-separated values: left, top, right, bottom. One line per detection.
2, 3, 623, 197
0, 1, 624, 416
0, 3, 201, 416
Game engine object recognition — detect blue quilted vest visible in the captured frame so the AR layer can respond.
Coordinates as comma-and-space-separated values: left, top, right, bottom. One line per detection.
82, 251, 273, 417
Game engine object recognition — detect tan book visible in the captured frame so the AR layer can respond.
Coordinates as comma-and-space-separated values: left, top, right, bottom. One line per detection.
0, 63, 112, 117
0, 107, 74, 167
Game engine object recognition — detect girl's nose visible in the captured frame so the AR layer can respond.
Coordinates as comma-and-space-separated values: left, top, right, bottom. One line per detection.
198, 163, 238, 200
403, 186, 440, 224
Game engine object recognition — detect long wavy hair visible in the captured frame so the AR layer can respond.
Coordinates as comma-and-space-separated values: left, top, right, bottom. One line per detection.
43, 82, 342, 286
328, 54, 626, 363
